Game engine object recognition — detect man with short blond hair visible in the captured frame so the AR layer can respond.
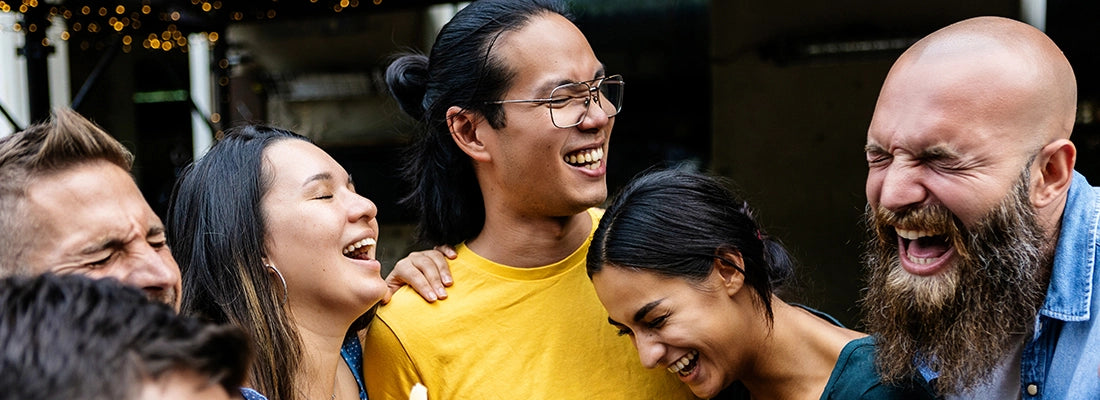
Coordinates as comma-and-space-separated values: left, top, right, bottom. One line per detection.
0, 109, 181, 309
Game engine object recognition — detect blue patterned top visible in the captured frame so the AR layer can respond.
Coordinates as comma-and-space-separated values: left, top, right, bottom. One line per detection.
341, 331, 368, 400
237, 331, 367, 400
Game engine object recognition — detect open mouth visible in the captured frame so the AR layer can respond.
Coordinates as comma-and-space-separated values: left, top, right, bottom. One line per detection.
895, 228, 952, 272
666, 349, 698, 377
342, 238, 376, 261
563, 147, 603, 170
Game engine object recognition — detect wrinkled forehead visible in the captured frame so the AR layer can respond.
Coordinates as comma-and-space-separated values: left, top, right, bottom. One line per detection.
24, 162, 159, 256
870, 52, 1039, 150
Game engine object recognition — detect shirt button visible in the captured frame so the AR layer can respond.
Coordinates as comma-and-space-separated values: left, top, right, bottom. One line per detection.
1026, 383, 1039, 396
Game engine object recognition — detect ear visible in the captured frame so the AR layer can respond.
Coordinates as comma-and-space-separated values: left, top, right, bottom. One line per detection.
447, 106, 491, 163
713, 249, 746, 297
1030, 138, 1076, 209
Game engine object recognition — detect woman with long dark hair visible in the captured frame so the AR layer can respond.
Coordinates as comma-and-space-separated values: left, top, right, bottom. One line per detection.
168, 125, 386, 400
588, 169, 934, 399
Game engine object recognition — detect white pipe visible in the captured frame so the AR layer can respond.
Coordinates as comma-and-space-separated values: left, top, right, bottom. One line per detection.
188, 33, 212, 160
1021, 0, 1047, 32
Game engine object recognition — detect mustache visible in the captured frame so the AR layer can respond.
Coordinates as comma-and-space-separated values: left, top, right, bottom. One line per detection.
870, 204, 974, 260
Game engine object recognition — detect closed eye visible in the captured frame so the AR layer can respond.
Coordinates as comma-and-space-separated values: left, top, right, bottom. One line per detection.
608, 318, 633, 337
87, 254, 112, 268
645, 314, 669, 330
546, 95, 576, 108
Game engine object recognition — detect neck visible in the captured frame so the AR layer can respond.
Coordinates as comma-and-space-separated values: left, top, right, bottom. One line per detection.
738, 301, 864, 400
294, 327, 345, 400
289, 305, 361, 400
467, 207, 592, 268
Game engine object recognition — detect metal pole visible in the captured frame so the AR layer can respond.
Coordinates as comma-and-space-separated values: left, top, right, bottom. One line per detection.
0, 100, 22, 132
21, 5, 51, 123
71, 36, 122, 111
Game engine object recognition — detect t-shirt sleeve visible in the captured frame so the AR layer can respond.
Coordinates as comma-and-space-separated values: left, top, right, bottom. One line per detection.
361, 317, 424, 399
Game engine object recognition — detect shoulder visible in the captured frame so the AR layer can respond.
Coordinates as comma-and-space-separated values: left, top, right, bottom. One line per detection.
589, 207, 605, 221
240, 387, 268, 400
822, 337, 937, 400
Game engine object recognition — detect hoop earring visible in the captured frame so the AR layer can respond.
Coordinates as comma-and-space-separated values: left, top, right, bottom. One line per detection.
265, 263, 289, 306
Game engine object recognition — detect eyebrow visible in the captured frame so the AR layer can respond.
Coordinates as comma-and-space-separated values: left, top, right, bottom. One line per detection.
605, 298, 663, 328
79, 224, 166, 255
916, 145, 959, 160
632, 299, 663, 323
302, 172, 333, 187
536, 66, 610, 94
80, 238, 123, 255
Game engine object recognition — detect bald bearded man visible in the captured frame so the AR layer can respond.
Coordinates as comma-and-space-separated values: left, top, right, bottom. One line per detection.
860, 16, 1098, 398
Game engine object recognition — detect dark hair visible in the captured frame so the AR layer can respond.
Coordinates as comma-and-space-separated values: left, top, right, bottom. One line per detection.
0, 108, 133, 274
167, 125, 372, 400
0, 274, 250, 400
587, 169, 795, 322
386, 0, 571, 246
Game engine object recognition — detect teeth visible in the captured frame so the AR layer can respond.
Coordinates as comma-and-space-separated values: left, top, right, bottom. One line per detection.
563, 148, 604, 166
343, 237, 377, 256
665, 350, 697, 375
896, 228, 936, 240
907, 255, 936, 265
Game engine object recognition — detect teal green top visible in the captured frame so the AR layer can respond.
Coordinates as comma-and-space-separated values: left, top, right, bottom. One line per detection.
711, 307, 936, 400
821, 336, 936, 399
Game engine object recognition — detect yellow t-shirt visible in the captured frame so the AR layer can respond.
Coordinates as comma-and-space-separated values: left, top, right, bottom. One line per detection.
363, 208, 697, 400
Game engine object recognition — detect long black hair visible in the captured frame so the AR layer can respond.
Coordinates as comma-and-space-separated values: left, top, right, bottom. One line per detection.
168, 125, 371, 400
386, 0, 570, 246
587, 169, 795, 322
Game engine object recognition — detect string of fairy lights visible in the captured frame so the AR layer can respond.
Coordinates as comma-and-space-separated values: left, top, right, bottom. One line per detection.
0, 0, 379, 54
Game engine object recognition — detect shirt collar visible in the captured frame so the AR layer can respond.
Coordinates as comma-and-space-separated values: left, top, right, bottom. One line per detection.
1041, 171, 1096, 322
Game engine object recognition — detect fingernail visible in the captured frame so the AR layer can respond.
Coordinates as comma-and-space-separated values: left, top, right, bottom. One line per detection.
436, 288, 448, 298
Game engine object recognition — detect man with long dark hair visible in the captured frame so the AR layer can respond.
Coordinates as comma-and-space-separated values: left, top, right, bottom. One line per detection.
364, 0, 693, 399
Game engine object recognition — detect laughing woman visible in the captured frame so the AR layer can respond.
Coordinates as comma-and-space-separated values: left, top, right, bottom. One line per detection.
587, 169, 934, 400
168, 125, 387, 400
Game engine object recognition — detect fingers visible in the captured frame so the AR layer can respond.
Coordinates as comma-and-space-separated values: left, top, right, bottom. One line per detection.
386, 249, 454, 303
382, 284, 395, 305
431, 245, 456, 287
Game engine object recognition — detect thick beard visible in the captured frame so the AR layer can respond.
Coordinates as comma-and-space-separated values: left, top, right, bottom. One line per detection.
860, 171, 1052, 394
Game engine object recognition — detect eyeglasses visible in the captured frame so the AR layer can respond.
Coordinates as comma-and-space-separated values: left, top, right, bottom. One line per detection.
485, 75, 624, 129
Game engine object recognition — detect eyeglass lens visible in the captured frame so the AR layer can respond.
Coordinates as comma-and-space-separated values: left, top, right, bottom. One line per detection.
549, 77, 623, 128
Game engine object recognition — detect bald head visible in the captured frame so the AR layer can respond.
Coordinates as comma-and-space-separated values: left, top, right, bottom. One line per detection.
866, 16, 1079, 235
882, 16, 1076, 145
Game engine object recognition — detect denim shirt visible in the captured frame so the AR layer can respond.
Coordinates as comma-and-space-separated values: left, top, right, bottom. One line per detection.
1021, 171, 1100, 399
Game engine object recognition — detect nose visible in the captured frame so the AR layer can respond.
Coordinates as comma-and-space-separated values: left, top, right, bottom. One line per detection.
576, 96, 611, 132
633, 333, 667, 369
874, 162, 928, 212
116, 244, 181, 307
347, 192, 378, 223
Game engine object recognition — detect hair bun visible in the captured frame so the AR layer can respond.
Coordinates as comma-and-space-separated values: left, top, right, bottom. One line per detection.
385, 54, 431, 121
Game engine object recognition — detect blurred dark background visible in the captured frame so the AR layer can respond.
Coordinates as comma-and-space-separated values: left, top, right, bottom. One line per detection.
2, 0, 1097, 327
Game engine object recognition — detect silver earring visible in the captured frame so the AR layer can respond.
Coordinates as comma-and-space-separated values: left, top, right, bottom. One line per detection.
265, 263, 289, 306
